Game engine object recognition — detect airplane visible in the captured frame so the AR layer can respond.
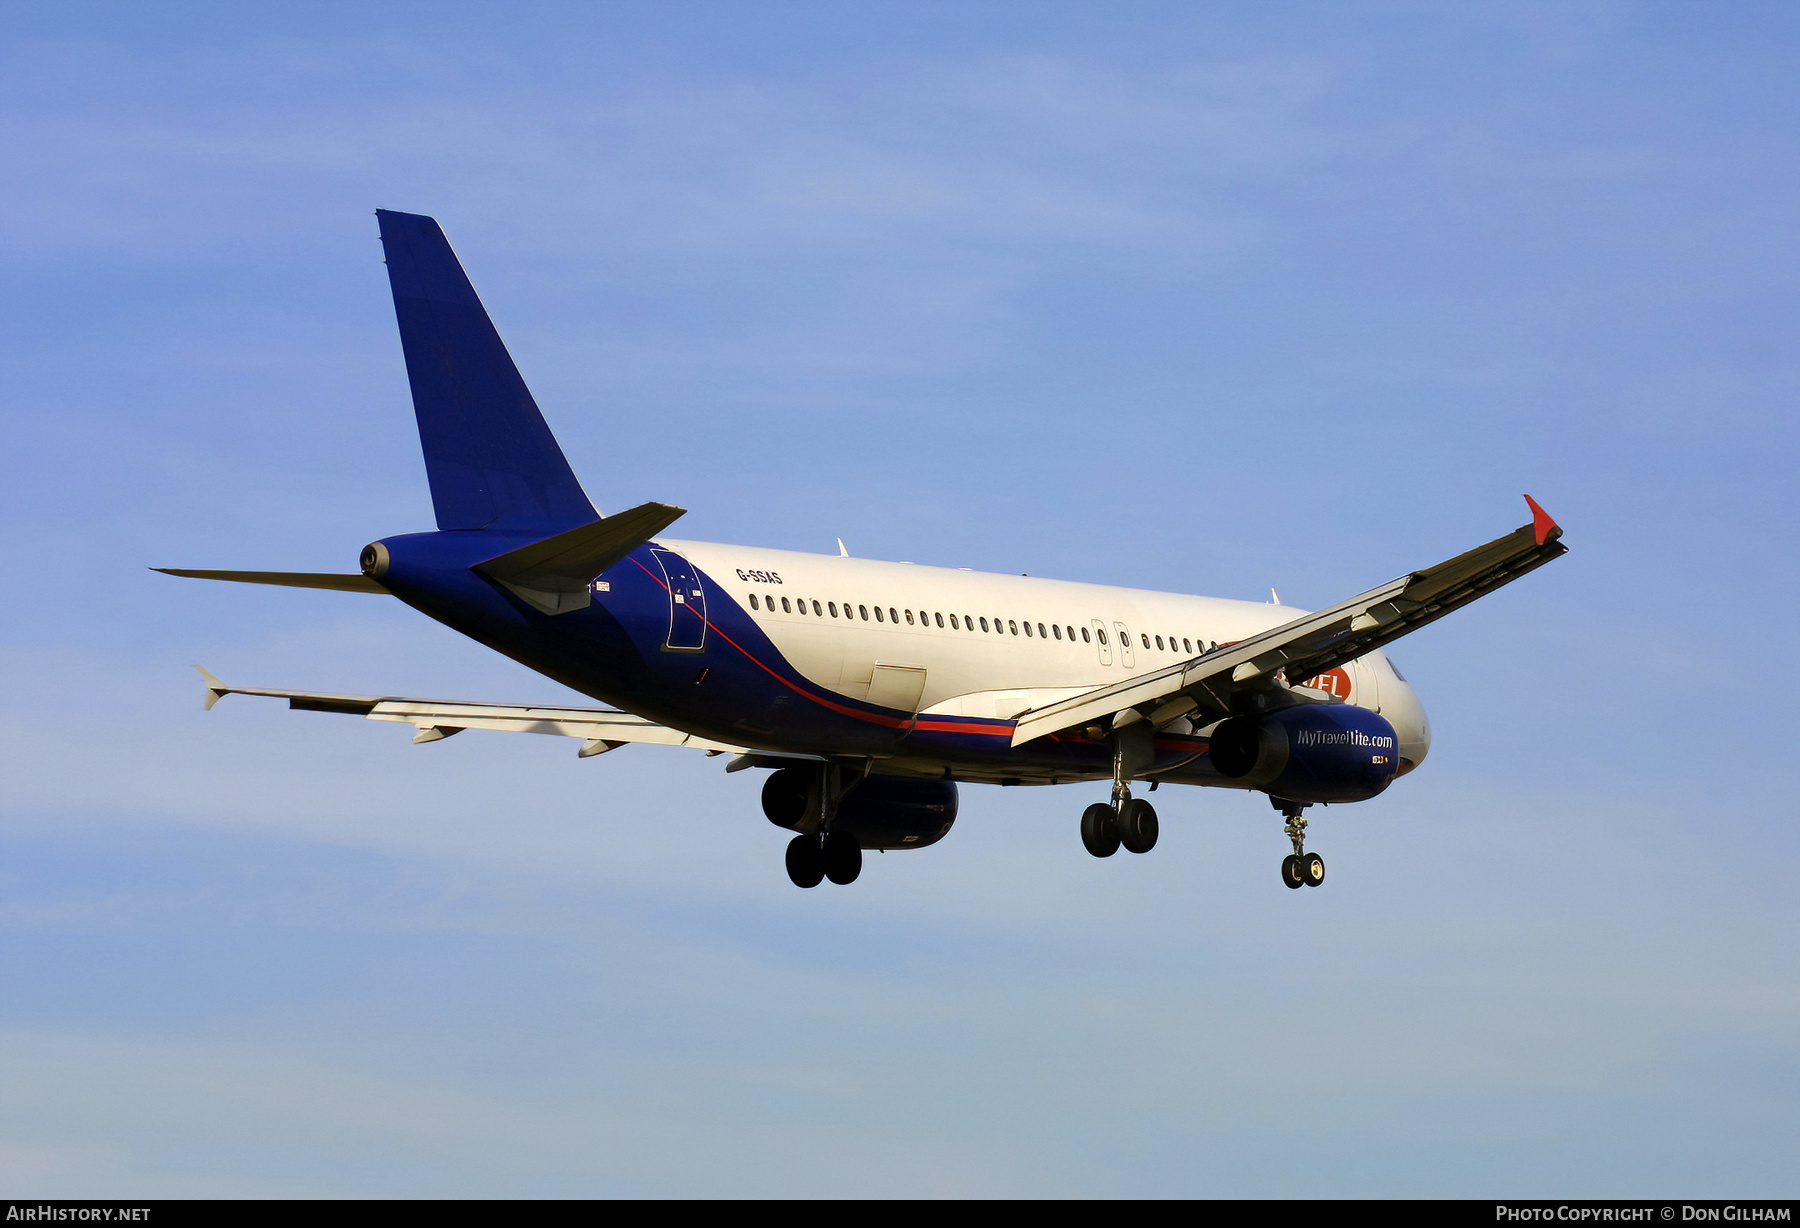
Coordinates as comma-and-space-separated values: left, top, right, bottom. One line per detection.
160, 209, 1568, 891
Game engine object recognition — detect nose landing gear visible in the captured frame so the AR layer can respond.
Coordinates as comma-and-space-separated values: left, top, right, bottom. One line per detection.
1275, 797, 1324, 889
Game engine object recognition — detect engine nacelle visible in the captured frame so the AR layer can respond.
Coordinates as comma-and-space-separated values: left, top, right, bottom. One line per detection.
1207, 703, 1401, 803
761, 767, 958, 850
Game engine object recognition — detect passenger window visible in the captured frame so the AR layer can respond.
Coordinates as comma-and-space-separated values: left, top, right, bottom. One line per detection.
1183, 638, 1192, 653
1098, 629, 1108, 645
1023, 622, 1032, 637
859, 605, 869, 621
964, 613, 974, 629
979, 617, 989, 632
874, 606, 884, 623
749, 593, 760, 610
935, 613, 945, 628
1081, 627, 1091, 643
827, 602, 837, 617
889, 607, 898, 623
779, 597, 789, 613
905, 610, 915, 625
1140, 633, 1148, 649
813, 600, 822, 616
1037, 622, 1046, 638
1052, 624, 1062, 640
1154, 635, 1163, 650
1009, 620, 1018, 635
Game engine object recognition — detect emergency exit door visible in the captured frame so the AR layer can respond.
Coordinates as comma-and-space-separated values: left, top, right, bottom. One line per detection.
650, 549, 708, 651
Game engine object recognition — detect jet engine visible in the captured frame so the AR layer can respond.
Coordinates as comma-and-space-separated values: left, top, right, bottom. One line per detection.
1206, 703, 1400, 803
761, 767, 958, 850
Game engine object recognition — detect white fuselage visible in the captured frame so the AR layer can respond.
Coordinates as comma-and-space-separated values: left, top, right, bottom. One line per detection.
663, 539, 1434, 772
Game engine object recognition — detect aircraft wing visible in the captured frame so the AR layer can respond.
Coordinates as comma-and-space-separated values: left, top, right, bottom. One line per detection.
1010, 496, 1568, 746
195, 667, 815, 766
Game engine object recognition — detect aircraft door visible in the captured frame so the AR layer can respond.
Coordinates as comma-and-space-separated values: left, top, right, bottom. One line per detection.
649, 548, 707, 651
1113, 622, 1135, 669
1090, 619, 1112, 666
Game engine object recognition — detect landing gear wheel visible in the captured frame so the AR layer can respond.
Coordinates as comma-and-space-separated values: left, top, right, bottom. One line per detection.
1281, 854, 1304, 889
822, 830, 863, 885
1080, 803, 1120, 858
1301, 851, 1325, 887
786, 834, 824, 888
1117, 798, 1159, 854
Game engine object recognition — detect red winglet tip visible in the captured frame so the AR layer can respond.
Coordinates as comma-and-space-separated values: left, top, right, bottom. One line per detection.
1523, 494, 1560, 545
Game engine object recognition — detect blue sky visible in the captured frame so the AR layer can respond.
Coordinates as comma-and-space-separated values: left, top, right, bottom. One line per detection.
1, 0, 1796, 1196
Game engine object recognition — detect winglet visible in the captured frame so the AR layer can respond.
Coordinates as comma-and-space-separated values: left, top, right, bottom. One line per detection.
1523, 494, 1561, 546
196, 665, 228, 711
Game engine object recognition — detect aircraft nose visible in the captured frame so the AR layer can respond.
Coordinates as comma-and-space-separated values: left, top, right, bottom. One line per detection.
1387, 677, 1432, 774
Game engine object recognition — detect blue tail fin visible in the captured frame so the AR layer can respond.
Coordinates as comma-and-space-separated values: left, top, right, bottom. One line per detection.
377, 209, 596, 533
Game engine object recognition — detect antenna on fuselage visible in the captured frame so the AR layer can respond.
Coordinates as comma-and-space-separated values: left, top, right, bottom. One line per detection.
837, 538, 850, 557
1270, 588, 1280, 605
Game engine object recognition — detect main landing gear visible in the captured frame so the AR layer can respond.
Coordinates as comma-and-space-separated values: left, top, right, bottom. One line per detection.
1275, 797, 1324, 889
1080, 754, 1159, 858
783, 762, 864, 888
786, 830, 861, 888
1080, 798, 1158, 856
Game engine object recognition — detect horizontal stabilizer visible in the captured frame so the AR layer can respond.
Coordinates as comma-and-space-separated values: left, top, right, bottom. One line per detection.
472, 500, 686, 614
155, 569, 390, 594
